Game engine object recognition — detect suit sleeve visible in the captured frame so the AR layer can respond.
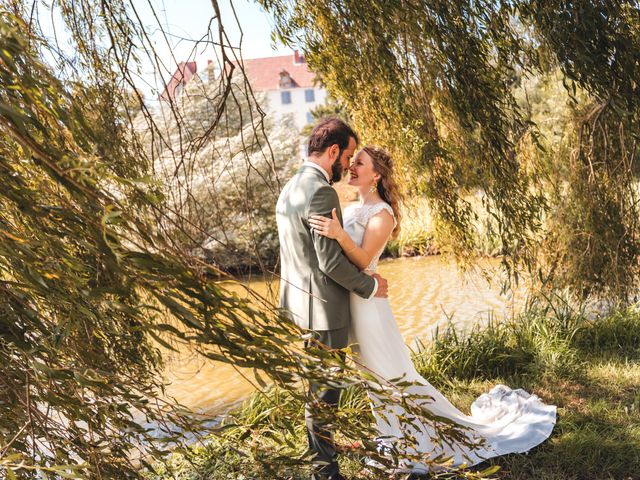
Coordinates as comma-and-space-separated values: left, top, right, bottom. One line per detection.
306, 185, 376, 298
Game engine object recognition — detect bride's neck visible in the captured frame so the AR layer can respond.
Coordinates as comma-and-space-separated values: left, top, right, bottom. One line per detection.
358, 188, 382, 205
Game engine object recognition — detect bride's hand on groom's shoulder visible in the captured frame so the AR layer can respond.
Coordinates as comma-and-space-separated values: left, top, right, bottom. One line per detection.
371, 273, 388, 298
308, 208, 346, 241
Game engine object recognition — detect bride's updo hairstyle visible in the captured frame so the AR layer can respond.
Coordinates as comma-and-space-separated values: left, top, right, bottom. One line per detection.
362, 146, 403, 238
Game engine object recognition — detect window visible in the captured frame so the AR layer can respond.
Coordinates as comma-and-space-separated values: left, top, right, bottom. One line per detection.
279, 70, 294, 88
281, 91, 292, 104
306, 112, 314, 124
305, 89, 315, 102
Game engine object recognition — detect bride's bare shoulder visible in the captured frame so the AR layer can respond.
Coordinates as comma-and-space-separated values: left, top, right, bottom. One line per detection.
368, 202, 396, 226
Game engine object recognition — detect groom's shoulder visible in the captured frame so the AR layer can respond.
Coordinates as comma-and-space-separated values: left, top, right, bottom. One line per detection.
287, 167, 325, 190
309, 182, 339, 207
278, 168, 325, 208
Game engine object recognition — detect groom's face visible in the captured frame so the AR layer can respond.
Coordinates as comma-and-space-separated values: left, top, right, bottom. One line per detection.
330, 136, 358, 183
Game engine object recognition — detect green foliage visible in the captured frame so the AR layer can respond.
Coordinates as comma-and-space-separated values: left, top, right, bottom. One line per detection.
0, 3, 476, 478
385, 198, 437, 257
413, 306, 582, 384
4, 0, 640, 477
0, 7, 310, 476
154, 302, 640, 479
261, 0, 640, 300
574, 307, 640, 357
513, 69, 640, 298
261, 0, 545, 264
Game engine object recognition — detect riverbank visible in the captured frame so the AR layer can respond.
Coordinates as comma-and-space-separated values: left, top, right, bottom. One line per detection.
148, 301, 640, 479
215, 193, 449, 275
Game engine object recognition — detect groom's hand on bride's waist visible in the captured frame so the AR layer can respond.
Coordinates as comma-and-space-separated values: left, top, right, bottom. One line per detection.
371, 273, 388, 298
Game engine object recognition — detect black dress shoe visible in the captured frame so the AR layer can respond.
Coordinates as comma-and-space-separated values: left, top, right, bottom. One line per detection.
329, 475, 347, 480
310, 473, 347, 480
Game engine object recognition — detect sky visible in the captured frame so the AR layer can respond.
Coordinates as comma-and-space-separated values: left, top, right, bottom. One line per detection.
131, 0, 294, 97
148, 0, 291, 59
37, 0, 293, 98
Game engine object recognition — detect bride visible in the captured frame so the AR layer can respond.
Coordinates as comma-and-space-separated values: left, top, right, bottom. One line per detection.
308, 146, 556, 473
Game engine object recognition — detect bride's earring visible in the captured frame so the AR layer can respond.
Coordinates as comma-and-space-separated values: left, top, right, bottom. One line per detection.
369, 178, 378, 194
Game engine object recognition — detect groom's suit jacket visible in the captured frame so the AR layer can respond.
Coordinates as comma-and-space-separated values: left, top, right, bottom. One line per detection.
276, 164, 376, 331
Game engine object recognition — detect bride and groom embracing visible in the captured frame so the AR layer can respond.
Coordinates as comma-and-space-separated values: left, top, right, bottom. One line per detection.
275, 118, 556, 480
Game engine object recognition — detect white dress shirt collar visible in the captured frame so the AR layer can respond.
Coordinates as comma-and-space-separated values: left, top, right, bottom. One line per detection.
303, 161, 331, 183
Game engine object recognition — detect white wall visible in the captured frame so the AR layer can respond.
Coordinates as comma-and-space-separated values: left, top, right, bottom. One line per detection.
265, 87, 328, 131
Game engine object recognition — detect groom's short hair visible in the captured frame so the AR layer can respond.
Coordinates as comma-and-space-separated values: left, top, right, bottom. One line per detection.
307, 117, 359, 156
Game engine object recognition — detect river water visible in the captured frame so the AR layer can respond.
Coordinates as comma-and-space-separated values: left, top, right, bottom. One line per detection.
162, 256, 527, 415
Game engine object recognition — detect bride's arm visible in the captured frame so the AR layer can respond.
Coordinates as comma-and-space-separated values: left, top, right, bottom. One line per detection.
308, 208, 394, 270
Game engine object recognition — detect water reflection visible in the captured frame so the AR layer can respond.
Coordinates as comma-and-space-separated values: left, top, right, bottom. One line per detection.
163, 256, 526, 415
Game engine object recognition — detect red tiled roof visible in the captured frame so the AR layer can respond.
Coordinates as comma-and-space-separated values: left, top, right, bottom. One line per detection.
235, 53, 317, 91
160, 61, 197, 101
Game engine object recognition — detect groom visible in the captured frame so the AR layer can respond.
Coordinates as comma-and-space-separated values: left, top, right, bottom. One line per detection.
276, 117, 389, 480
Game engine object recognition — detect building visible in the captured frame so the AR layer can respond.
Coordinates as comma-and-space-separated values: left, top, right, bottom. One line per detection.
159, 61, 198, 102
160, 52, 326, 132
236, 51, 326, 130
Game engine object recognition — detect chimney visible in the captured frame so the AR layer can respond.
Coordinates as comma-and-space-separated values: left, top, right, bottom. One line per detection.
205, 59, 214, 83
293, 50, 304, 64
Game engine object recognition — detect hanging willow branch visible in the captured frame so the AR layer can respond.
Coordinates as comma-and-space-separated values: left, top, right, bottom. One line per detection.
260, 0, 545, 269
260, 0, 640, 299
0, 1, 481, 478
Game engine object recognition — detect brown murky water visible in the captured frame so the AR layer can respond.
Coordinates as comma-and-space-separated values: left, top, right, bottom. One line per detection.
163, 256, 527, 415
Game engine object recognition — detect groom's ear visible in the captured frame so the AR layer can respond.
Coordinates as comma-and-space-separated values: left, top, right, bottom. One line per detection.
328, 144, 339, 160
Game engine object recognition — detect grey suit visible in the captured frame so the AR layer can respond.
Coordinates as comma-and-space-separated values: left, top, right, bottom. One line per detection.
276, 164, 376, 479
276, 164, 376, 330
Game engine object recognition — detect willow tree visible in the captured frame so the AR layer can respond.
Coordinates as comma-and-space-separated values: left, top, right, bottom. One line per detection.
261, 0, 640, 299
0, 1, 479, 478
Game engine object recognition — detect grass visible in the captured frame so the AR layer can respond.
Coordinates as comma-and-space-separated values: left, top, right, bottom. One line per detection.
411, 304, 640, 480
385, 195, 503, 258
148, 301, 640, 480
386, 197, 438, 257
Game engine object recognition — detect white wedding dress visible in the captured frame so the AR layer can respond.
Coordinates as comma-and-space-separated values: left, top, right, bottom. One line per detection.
343, 201, 556, 472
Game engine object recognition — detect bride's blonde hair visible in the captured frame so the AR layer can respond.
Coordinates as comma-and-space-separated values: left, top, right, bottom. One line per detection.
361, 146, 403, 238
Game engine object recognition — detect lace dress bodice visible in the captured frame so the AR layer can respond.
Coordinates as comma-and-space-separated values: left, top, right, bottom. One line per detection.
343, 201, 396, 272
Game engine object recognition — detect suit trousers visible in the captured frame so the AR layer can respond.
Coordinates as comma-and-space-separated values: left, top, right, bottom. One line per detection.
305, 327, 349, 480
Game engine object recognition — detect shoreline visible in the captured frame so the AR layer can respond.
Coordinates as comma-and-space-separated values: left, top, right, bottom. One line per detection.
148, 302, 640, 480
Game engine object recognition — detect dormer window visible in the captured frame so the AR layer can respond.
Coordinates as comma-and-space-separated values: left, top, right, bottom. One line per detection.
279, 70, 295, 88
